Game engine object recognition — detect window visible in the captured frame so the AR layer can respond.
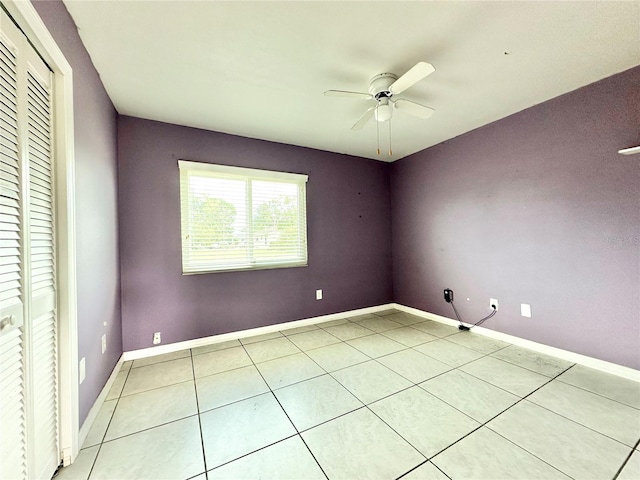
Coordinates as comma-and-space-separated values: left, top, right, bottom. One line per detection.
179, 160, 308, 273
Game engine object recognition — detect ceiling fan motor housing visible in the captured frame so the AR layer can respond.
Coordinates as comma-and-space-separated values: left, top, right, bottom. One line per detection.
369, 73, 397, 122
368, 73, 398, 97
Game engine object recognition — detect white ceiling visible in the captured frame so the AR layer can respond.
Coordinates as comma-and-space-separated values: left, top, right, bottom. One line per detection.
63, 1, 640, 162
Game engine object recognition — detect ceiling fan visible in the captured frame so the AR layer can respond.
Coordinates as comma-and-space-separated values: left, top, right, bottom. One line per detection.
324, 61, 436, 132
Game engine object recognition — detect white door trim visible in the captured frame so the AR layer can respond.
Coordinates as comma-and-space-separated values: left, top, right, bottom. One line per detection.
3, 0, 79, 466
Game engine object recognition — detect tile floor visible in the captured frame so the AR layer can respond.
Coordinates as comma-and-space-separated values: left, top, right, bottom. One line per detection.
56, 310, 640, 480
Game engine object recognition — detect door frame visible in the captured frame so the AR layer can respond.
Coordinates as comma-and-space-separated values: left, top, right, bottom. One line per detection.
3, 0, 79, 466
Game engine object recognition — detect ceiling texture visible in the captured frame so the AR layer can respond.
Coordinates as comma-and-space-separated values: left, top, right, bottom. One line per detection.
63, 1, 640, 161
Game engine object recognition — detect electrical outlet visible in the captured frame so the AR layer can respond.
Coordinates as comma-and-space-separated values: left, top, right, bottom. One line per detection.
521, 303, 532, 318
79, 357, 85, 384
153, 332, 161, 345
316, 289, 323, 300
490, 298, 499, 310
101, 334, 106, 354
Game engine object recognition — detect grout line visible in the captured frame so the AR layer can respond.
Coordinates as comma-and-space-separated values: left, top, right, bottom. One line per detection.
237, 341, 330, 479
204, 433, 300, 474
613, 438, 640, 480
434, 366, 577, 477
395, 460, 452, 480
293, 340, 431, 470
297, 434, 330, 480
189, 350, 209, 479
524, 393, 638, 448
553, 377, 640, 411
363, 341, 571, 478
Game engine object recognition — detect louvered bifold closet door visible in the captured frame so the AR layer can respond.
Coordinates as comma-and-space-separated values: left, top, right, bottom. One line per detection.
0, 19, 27, 480
0, 10, 59, 480
27, 52, 58, 480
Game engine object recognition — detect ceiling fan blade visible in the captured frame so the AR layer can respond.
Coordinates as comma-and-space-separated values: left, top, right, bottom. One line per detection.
324, 90, 372, 100
389, 62, 435, 94
393, 99, 435, 119
351, 107, 375, 130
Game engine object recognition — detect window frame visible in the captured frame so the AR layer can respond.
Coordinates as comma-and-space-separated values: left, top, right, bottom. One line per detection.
178, 160, 308, 274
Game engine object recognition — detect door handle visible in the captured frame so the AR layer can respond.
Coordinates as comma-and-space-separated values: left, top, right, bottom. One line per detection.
0, 315, 16, 330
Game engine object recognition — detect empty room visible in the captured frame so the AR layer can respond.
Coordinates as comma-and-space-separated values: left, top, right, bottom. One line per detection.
1, 1, 639, 479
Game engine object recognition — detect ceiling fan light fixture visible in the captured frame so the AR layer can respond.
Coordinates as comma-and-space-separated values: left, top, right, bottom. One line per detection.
375, 99, 392, 122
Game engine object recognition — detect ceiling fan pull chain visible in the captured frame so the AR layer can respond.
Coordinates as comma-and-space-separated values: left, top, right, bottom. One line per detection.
376, 103, 381, 155
388, 118, 392, 156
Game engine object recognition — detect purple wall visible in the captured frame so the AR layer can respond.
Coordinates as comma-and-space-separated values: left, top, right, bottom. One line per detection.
391, 67, 640, 369
33, 0, 122, 423
117, 117, 392, 351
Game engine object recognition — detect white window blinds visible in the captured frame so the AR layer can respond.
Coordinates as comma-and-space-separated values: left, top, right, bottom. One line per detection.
179, 160, 308, 274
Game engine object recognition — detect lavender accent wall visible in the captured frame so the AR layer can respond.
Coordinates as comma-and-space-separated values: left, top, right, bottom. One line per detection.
33, 0, 122, 423
117, 116, 392, 351
392, 66, 640, 369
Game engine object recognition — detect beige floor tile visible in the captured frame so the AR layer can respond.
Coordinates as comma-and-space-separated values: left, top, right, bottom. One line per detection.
91, 417, 204, 480
105, 370, 129, 401
105, 381, 197, 441
122, 357, 194, 397
286, 329, 341, 350
491, 344, 574, 377
488, 400, 630, 479
355, 317, 403, 333
370, 386, 480, 458
445, 332, 509, 354
207, 436, 325, 480
618, 450, 640, 480
302, 408, 424, 480
432, 427, 569, 479
200, 393, 296, 468
256, 352, 325, 389
411, 321, 459, 338
243, 336, 300, 363
274, 374, 363, 431
557, 365, 640, 409
305, 342, 370, 372
332, 360, 412, 404
528, 379, 640, 446
347, 334, 405, 358
401, 461, 449, 480
381, 326, 438, 347
378, 349, 452, 383
413, 338, 484, 367
461, 356, 549, 397
318, 317, 350, 328
192, 346, 252, 378
382, 312, 425, 326
324, 322, 374, 341
196, 365, 269, 412
421, 369, 519, 423
83, 400, 117, 448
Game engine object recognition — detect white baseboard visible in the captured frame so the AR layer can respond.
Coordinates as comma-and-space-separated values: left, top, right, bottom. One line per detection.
78, 356, 124, 449
121, 303, 395, 361
392, 303, 640, 382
